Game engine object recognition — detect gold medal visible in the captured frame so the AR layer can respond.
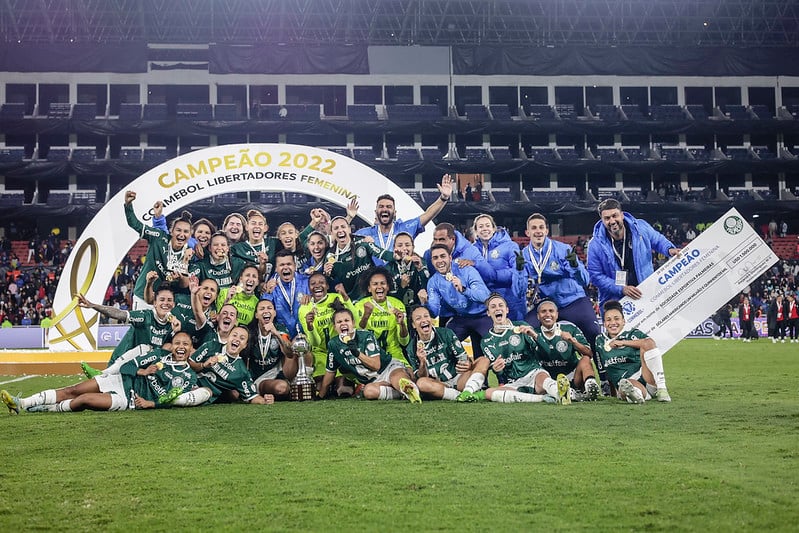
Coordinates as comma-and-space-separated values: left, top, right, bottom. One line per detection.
163, 313, 173, 323
155, 362, 164, 370
342, 335, 352, 343
604, 341, 612, 352
417, 340, 425, 349
553, 325, 561, 337
445, 272, 454, 281
326, 254, 336, 264
217, 354, 228, 363
512, 326, 521, 334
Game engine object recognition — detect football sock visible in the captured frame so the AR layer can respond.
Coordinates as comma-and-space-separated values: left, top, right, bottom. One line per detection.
491, 390, 545, 403
173, 388, 212, 407
55, 399, 72, 412
463, 373, 485, 393
20, 389, 56, 409
643, 348, 667, 389
542, 377, 558, 397
379, 386, 403, 400
442, 388, 459, 401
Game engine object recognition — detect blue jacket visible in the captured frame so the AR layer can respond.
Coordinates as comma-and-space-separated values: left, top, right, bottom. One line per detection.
424, 230, 502, 286
587, 212, 675, 306
522, 237, 590, 307
426, 262, 491, 319
262, 274, 310, 336
473, 229, 526, 319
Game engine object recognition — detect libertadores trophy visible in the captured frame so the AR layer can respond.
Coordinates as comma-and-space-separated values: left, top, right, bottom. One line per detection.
290, 334, 316, 401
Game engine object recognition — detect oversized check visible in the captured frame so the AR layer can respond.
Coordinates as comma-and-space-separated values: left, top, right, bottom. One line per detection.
619, 208, 778, 353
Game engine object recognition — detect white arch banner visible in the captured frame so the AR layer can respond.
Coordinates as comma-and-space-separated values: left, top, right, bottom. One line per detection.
50, 143, 433, 352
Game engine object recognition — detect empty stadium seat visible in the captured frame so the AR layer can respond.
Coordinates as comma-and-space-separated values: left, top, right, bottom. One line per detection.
554, 104, 577, 119
650, 105, 686, 121
47, 103, 72, 119
352, 147, 378, 161
118, 103, 142, 121
325, 147, 352, 158
395, 146, 421, 161
176, 103, 213, 120
72, 103, 100, 120
0, 192, 25, 206
525, 104, 556, 120
119, 147, 143, 161
213, 104, 240, 120
346, 105, 379, 121
752, 146, 777, 160
45, 147, 71, 161
686, 105, 710, 121
490, 147, 513, 160
594, 105, 620, 121
724, 105, 750, 120
687, 147, 711, 161
488, 104, 512, 120
527, 147, 556, 161
46, 192, 71, 206
420, 146, 444, 160
660, 147, 689, 161
750, 105, 772, 120
464, 104, 490, 120
0, 147, 25, 161
556, 147, 581, 160
464, 146, 489, 161
285, 192, 313, 204
385, 105, 443, 121
0, 103, 26, 119
403, 189, 425, 203
595, 147, 623, 161
725, 147, 752, 160
143, 147, 170, 163
622, 147, 648, 161
143, 103, 169, 120
621, 105, 647, 120
491, 190, 515, 203
258, 104, 321, 121
258, 192, 284, 204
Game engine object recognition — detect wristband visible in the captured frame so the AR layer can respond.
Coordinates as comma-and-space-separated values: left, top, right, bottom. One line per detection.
440, 195, 449, 202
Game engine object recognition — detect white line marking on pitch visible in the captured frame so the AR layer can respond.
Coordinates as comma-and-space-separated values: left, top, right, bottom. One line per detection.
0, 375, 40, 386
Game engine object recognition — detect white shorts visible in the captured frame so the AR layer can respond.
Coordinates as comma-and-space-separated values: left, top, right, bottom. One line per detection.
374, 359, 407, 383
253, 365, 283, 387
442, 374, 464, 388
505, 368, 548, 390
94, 372, 129, 411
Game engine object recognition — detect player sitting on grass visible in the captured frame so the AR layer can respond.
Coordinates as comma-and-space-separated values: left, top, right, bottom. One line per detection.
176, 325, 275, 406
596, 300, 671, 404
2, 332, 197, 414
457, 293, 569, 404
531, 299, 600, 401
243, 300, 295, 400
317, 301, 421, 403
405, 305, 475, 401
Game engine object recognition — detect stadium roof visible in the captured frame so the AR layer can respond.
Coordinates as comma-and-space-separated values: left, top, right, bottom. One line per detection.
1, 0, 797, 47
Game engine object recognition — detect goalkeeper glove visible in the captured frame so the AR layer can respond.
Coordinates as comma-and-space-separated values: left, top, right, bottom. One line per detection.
514, 251, 526, 271
565, 247, 579, 268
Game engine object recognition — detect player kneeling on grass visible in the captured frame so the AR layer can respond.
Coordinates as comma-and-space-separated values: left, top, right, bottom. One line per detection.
457, 293, 569, 404
175, 326, 275, 406
532, 300, 600, 401
596, 300, 671, 404
405, 305, 476, 400
2, 332, 197, 414
317, 302, 421, 403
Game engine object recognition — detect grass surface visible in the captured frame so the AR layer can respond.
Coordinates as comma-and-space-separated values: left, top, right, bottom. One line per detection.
0, 339, 797, 532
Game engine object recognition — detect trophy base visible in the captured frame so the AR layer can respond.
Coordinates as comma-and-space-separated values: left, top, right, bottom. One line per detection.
290, 381, 316, 402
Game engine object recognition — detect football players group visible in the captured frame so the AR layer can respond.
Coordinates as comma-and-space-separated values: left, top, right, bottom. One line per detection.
2, 177, 674, 414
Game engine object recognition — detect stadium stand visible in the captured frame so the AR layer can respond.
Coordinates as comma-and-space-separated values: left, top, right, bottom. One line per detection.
488, 104, 513, 120
213, 104, 240, 120
346, 105, 379, 121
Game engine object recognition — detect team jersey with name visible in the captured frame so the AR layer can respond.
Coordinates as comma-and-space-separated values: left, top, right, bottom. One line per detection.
595, 328, 648, 386
326, 329, 393, 384
122, 349, 198, 406
170, 305, 212, 347
231, 237, 279, 269
190, 255, 246, 290
354, 296, 409, 363
243, 325, 291, 381
405, 327, 467, 382
215, 288, 259, 326
386, 258, 430, 308
329, 242, 393, 300
532, 322, 587, 377
108, 309, 173, 364
193, 349, 260, 403
298, 293, 356, 377
480, 321, 543, 382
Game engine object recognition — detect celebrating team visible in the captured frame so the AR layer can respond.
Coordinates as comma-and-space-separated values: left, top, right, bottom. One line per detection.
2, 180, 675, 413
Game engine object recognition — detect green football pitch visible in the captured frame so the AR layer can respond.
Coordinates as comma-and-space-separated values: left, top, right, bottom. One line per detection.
0, 338, 796, 531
